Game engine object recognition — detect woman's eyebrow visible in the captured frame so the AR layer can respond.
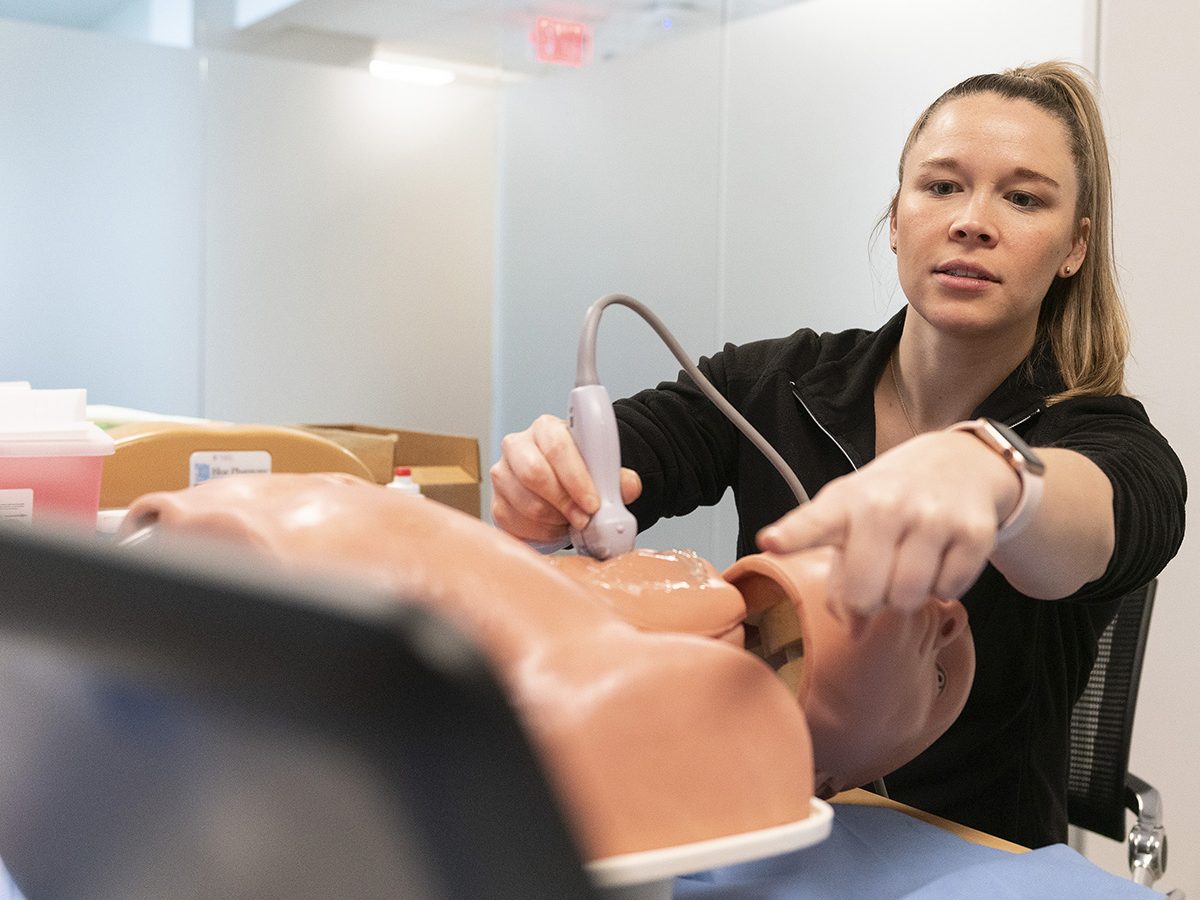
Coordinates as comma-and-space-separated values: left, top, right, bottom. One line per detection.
914, 157, 1061, 189
915, 156, 961, 173
1013, 167, 1061, 189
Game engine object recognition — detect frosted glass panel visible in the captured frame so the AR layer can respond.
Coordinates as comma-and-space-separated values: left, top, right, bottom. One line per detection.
0, 20, 203, 413
202, 50, 497, 443
0, 17, 498, 453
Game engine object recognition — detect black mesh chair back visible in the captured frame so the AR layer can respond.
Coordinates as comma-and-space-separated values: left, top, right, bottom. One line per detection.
1067, 579, 1157, 841
0, 523, 596, 900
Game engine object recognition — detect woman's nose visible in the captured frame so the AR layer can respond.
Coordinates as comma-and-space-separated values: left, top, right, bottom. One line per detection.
949, 197, 995, 245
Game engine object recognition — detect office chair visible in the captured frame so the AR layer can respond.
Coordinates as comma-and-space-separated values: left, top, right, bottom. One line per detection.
1068, 578, 1180, 895
0, 523, 597, 900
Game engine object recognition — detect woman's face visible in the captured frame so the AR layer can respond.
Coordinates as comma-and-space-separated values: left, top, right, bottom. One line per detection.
890, 93, 1089, 346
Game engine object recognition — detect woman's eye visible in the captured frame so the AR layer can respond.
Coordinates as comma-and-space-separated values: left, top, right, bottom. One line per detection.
929, 181, 957, 196
1009, 191, 1041, 209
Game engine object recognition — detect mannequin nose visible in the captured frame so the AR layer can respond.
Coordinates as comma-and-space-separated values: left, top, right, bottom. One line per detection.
931, 598, 968, 651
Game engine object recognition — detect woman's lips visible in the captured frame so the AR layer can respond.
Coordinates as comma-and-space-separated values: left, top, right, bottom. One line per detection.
933, 263, 999, 291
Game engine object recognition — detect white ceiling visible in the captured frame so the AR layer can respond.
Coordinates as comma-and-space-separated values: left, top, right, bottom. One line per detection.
0, 0, 800, 75
226, 0, 800, 75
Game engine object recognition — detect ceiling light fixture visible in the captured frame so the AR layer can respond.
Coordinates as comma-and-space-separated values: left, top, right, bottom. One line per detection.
368, 59, 456, 86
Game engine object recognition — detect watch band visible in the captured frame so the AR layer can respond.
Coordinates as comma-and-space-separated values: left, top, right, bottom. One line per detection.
948, 418, 1045, 544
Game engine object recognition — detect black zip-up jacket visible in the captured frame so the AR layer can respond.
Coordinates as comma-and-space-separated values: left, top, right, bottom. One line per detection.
614, 307, 1186, 848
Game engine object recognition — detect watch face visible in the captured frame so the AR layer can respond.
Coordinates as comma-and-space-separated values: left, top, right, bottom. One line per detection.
985, 418, 1046, 475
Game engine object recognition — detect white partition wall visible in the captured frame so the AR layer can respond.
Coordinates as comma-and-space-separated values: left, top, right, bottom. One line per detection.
0, 18, 498, 462
496, 0, 1094, 566
202, 50, 497, 438
495, 28, 729, 559
0, 20, 204, 413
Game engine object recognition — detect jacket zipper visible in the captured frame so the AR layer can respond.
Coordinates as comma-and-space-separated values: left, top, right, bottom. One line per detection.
791, 385, 1043, 471
1006, 409, 1041, 430
790, 382, 858, 472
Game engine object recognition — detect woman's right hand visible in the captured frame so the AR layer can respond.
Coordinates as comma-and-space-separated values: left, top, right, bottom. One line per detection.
490, 414, 642, 545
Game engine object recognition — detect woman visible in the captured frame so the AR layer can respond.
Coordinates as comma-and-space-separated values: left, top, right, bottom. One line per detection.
490, 61, 1186, 847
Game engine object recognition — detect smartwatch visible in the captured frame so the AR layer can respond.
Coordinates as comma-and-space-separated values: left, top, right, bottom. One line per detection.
948, 417, 1046, 543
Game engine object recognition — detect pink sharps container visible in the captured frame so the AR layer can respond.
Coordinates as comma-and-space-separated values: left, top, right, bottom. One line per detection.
0, 386, 115, 527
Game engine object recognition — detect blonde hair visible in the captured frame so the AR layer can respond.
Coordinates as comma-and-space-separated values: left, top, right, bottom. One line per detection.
890, 61, 1127, 401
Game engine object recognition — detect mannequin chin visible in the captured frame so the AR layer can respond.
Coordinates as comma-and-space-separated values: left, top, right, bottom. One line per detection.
724, 549, 975, 798
119, 473, 814, 861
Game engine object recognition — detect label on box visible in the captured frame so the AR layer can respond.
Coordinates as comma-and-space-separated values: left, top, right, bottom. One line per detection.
0, 489, 33, 525
189, 451, 272, 487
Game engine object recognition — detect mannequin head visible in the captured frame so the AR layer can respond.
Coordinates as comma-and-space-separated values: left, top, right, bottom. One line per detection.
724, 549, 974, 797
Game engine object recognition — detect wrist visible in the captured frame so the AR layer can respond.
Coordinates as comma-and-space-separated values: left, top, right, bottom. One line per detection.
947, 418, 1045, 543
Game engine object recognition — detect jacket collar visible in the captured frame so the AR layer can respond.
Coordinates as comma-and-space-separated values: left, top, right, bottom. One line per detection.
792, 306, 1063, 466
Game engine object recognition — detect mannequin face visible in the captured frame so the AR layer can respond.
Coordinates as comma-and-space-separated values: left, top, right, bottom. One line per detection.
549, 548, 746, 646
724, 549, 974, 797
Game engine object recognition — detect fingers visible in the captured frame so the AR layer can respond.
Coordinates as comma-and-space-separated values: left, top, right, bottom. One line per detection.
756, 488, 849, 555
531, 416, 600, 514
619, 467, 643, 505
837, 493, 910, 613
490, 415, 601, 543
886, 525, 951, 613
933, 524, 994, 600
490, 459, 576, 543
755, 441, 1001, 618
776, 512, 990, 618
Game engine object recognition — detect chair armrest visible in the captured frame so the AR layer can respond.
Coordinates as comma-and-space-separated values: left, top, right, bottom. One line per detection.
1125, 772, 1162, 827
1125, 772, 1168, 887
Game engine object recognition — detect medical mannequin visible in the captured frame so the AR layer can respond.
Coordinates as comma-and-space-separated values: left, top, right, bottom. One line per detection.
118, 473, 814, 861
121, 473, 977, 859
550, 547, 975, 800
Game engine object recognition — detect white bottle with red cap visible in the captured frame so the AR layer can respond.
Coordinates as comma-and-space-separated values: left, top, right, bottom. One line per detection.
387, 466, 422, 496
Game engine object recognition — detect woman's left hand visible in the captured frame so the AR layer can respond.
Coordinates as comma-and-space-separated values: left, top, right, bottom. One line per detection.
756, 431, 1020, 616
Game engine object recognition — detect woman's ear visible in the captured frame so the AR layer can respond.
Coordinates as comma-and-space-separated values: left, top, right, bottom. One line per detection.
1065, 216, 1090, 274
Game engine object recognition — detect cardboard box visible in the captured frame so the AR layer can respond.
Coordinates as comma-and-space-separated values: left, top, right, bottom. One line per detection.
100, 423, 376, 509
302, 424, 481, 518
